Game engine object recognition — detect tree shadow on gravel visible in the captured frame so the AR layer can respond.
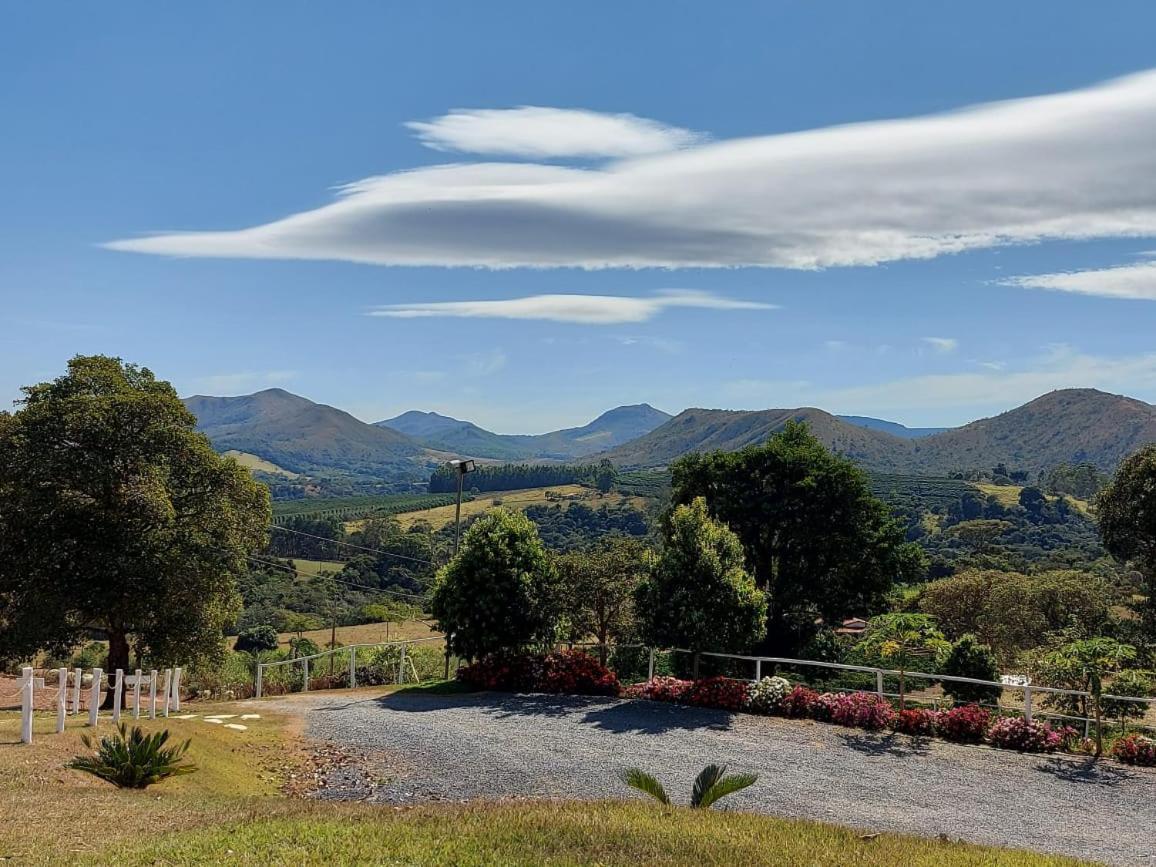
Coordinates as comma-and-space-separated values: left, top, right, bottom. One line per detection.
1034, 756, 1137, 787
368, 691, 613, 720
838, 731, 932, 758
581, 701, 733, 735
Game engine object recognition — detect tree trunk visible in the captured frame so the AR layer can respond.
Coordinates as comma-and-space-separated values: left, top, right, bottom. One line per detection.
103, 629, 130, 709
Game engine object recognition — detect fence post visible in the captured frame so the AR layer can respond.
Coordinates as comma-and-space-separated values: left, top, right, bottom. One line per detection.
20, 666, 33, 745
302, 658, 309, 692
875, 669, 884, 699
349, 647, 357, 690
1023, 686, 1033, 723
399, 645, 408, 685
256, 663, 263, 699
755, 659, 762, 682
71, 667, 82, 715
647, 648, 655, 682
162, 669, 172, 717
693, 653, 701, 681
171, 668, 182, 712
57, 667, 68, 734
133, 669, 142, 719
149, 670, 157, 719
88, 668, 103, 727
112, 669, 124, 725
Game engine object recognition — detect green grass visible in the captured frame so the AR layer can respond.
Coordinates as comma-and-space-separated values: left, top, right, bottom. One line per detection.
105, 800, 1086, 867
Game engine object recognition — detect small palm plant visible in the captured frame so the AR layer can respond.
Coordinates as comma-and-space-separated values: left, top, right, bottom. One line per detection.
69, 723, 196, 788
620, 764, 758, 809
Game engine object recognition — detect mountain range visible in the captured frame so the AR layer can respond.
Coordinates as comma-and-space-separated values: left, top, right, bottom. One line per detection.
183, 387, 1156, 483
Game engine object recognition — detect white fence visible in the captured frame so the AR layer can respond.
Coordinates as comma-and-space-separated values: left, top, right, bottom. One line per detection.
17, 665, 182, 745
255, 637, 442, 698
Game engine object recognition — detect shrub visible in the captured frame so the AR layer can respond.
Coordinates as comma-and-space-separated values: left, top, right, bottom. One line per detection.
986, 716, 1063, 753
940, 634, 1001, 705
891, 708, 940, 737
288, 637, 319, 659
68, 723, 196, 788
235, 625, 279, 654
779, 685, 822, 718
457, 650, 618, 696
457, 651, 535, 691
936, 704, 991, 743
70, 641, 107, 670
816, 692, 894, 730
626, 676, 693, 703
746, 676, 792, 714
1111, 733, 1156, 766
684, 676, 750, 711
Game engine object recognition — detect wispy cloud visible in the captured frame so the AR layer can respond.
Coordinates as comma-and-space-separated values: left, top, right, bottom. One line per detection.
461, 349, 507, 377
405, 106, 705, 159
921, 336, 958, 353
107, 69, 1156, 269
1001, 260, 1156, 300
191, 370, 297, 394
368, 290, 775, 325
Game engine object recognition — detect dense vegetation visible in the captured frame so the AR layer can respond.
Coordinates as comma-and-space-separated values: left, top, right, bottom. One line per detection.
428, 462, 602, 493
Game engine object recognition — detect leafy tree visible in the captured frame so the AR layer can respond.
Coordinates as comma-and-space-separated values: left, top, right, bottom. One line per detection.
855, 613, 949, 709
282, 612, 318, 642
635, 498, 766, 666
1041, 638, 1136, 755
430, 509, 560, 660
594, 459, 618, 494
670, 422, 910, 653
945, 519, 1012, 553
1043, 462, 1108, 501
940, 634, 1001, 705
1096, 445, 1156, 633
557, 536, 649, 663
0, 356, 269, 677
1018, 486, 1047, 519
234, 626, 279, 655
1100, 669, 1154, 723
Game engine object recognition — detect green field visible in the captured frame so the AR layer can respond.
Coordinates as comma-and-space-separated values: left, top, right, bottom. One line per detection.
271, 493, 464, 524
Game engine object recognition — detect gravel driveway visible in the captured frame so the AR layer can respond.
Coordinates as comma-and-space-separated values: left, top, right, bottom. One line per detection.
288, 690, 1154, 866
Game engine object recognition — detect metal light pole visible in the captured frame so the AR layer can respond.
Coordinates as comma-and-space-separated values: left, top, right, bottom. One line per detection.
445, 458, 475, 679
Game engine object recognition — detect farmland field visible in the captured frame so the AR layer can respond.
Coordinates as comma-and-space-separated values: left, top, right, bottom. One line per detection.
224, 450, 301, 478
272, 492, 461, 524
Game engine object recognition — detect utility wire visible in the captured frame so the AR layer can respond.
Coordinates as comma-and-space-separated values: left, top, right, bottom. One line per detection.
269, 524, 433, 565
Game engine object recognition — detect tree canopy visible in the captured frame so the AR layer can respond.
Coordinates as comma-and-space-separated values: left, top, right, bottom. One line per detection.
0, 356, 270, 672
557, 536, 648, 662
1096, 445, 1156, 633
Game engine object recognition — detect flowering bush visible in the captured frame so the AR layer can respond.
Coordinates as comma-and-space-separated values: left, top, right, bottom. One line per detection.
817, 691, 894, 730
778, 685, 823, 718
936, 704, 991, 744
624, 676, 693, 703
891, 708, 940, 737
746, 676, 792, 713
457, 650, 535, 691
986, 716, 1063, 753
684, 676, 751, 711
1111, 733, 1156, 766
457, 650, 618, 696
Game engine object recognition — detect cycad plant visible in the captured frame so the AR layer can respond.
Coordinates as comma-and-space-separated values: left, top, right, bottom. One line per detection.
69, 723, 196, 788
620, 763, 758, 809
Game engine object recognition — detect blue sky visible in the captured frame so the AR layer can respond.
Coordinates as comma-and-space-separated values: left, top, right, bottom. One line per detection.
4, 2, 1156, 433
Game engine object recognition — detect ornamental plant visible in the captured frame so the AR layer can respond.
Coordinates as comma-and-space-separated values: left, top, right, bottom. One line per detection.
891, 708, 940, 737
986, 716, 1063, 753
684, 676, 751, 711
457, 650, 618, 696
816, 692, 894, 730
1111, 733, 1156, 766
69, 724, 196, 789
746, 676, 792, 713
621, 763, 758, 809
779, 685, 822, 718
936, 704, 991, 743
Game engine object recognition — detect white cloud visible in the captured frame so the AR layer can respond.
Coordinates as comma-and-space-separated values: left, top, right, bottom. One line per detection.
1002, 260, 1156, 300
461, 349, 507, 377
921, 336, 958, 353
106, 69, 1156, 270
368, 290, 775, 325
824, 340, 849, 351
191, 370, 297, 394
405, 106, 704, 158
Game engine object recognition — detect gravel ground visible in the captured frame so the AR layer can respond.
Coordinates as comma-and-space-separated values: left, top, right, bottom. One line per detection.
282, 690, 1154, 866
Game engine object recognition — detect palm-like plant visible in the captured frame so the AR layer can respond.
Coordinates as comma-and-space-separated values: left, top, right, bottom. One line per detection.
620, 764, 758, 809
68, 723, 196, 788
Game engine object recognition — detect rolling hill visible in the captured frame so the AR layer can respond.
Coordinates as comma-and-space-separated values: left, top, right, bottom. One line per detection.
602, 389, 1156, 475
838, 415, 949, 438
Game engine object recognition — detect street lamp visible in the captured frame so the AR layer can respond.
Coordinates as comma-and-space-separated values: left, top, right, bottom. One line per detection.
448, 459, 476, 558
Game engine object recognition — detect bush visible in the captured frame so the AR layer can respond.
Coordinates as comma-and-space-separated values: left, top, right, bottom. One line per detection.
624, 676, 693, 703
986, 716, 1063, 753
816, 692, 894, 730
1102, 669, 1154, 720
779, 685, 822, 719
70, 641, 106, 670
684, 676, 750, 711
457, 650, 618, 696
68, 723, 196, 788
940, 635, 1001, 705
235, 625, 279, 654
746, 676, 792, 714
288, 637, 319, 659
1111, 733, 1156, 766
891, 708, 940, 737
457, 651, 534, 691
936, 704, 991, 743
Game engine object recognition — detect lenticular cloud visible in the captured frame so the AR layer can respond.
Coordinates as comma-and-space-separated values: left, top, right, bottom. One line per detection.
106, 69, 1156, 270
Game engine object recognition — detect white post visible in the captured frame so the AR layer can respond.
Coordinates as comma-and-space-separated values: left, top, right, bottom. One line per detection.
349, 647, 357, 690
171, 668, 182, 712
56, 667, 68, 734
71, 667, 82, 715
755, 659, 763, 682
161, 669, 172, 717
112, 669, 124, 724
88, 668, 103, 727
149, 669, 158, 719
398, 645, 407, 685
302, 658, 309, 692
256, 663, 263, 699
132, 670, 142, 721
1023, 686, 1033, 723
875, 669, 885, 698
647, 648, 655, 682
20, 666, 33, 745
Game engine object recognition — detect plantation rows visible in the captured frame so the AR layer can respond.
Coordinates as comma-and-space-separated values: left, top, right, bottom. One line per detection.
615, 469, 672, 498
271, 493, 461, 525
865, 472, 976, 512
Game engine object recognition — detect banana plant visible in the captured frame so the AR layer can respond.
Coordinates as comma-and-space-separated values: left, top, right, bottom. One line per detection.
620, 763, 758, 809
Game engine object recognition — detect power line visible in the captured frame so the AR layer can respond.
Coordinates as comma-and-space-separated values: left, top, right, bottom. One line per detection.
269, 525, 433, 565
239, 552, 429, 603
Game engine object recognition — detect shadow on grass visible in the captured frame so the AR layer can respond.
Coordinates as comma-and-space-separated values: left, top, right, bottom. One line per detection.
838, 731, 933, 758
1034, 755, 1137, 787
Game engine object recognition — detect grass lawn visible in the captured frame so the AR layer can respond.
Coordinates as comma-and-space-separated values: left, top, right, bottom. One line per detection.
0, 704, 1088, 866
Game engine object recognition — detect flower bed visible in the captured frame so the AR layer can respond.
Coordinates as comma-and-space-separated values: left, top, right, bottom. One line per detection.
986, 717, 1064, 753
936, 704, 991, 744
816, 691, 894, 730
457, 650, 618, 696
746, 676, 791, 713
1111, 733, 1156, 766
684, 676, 750, 711
891, 708, 939, 737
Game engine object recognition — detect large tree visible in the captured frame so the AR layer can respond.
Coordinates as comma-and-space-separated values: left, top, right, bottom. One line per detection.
635, 497, 767, 662
557, 536, 649, 663
670, 421, 915, 653
0, 356, 269, 676
430, 508, 560, 660
1096, 445, 1156, 634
